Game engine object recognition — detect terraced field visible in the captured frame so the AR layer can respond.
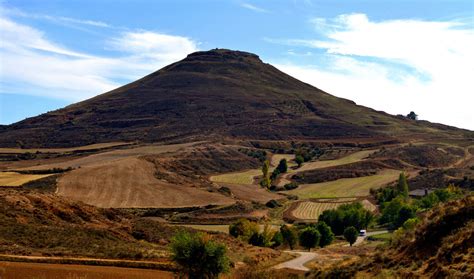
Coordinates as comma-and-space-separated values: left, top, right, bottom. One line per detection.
290, 199, 376, 220
289, 169, 401, 198
0, 172, 54, 186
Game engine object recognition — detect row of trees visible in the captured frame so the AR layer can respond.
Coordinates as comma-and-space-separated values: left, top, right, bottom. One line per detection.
318, 202, 374, 235
227, 219, 360, 251
260, 158, 288, 188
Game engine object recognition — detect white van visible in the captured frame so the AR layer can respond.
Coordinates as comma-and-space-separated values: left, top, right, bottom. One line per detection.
359, 229, 367, 236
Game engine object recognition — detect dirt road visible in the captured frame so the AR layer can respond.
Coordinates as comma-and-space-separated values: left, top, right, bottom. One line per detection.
273, 251, 317, 271
348, 230, 389, 246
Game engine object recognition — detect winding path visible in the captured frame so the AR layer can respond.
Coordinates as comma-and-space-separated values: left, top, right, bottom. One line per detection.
273, 251, 317, 271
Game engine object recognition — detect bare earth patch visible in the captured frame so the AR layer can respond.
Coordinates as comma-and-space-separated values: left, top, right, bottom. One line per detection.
57, 157, 234, 208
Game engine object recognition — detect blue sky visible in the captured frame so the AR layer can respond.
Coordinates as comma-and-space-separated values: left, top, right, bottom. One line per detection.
1, 0, 473, 129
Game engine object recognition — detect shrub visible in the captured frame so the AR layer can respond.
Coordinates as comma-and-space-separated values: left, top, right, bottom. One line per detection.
283, 182, 299, 190
343, 226, 358, 246
295, 155, 304, 168
170, 231, 230, 279
229, 219, 258, 241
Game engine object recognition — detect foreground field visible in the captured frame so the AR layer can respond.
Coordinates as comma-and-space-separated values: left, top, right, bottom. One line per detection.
289, 169, 401, 198
0, 261, 174, 279
0, 172, 53, 186
57, 157, 234, 208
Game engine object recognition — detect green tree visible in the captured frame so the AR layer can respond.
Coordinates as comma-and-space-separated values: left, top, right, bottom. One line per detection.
343, 226, 358, 246
295, 155, 304, 168
315, 222, 334, 247
395, 205, 415, 228
280, 225, 297, 250
397, 173, 409, 197
277, 159, 288, 173
260, 160, 271, 188
406, 111, 418, 120
170, 231, 230, 279
271, 231, 283, 248
229, 219, 258, 241
299, 227, 321, 251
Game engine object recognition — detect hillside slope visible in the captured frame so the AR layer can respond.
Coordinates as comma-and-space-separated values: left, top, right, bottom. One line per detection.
0, 49, 471, 147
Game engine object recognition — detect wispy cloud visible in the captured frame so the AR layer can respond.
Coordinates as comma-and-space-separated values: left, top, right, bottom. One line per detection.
269, 13, 474, 129
1, 7, 111, 28
240, 3, 269, 13
0, 16, 199, 101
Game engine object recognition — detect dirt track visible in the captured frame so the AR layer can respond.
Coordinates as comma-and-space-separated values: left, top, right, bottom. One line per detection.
0, 261, 174, 279
58, 157, 234, 208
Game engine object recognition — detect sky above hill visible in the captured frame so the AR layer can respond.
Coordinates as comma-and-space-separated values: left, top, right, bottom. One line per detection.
0, 0, 473, 129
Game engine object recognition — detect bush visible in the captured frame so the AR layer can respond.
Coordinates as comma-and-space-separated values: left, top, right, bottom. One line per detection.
299, 227, 321, 251
283, 182, 299, 190
170, 231, 230, 279
295, 155, 304, 168
343, 226, 358, 246
229, 219, 258, 241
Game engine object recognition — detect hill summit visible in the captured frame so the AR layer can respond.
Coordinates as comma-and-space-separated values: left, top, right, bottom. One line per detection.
0, 49, 469, 147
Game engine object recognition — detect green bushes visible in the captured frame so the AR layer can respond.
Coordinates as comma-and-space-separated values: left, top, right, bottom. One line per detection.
315, 222, 335, 247
229, 219, 258, 241
170, 230, 230, 279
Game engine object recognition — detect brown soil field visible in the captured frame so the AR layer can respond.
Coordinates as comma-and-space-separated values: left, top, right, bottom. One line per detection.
57, 157, 234, 208
0, 261, 174, 279
0, 142, 131, 154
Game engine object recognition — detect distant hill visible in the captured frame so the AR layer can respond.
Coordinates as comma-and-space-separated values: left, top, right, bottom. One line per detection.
0, 49, 471, 147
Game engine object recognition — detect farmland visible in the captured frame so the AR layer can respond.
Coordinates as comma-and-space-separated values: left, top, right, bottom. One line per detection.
297, 150, 377, 172
0, 261, 174, 279
57, 157, 234, 208
0, 172, 54, 187
209, 169, 261, 185
289, 169, 401, 198
289, 199, 376, 221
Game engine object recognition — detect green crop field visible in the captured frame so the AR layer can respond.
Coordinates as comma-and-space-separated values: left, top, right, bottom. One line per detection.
289, 169, 401, 198
209, 169, 261, 185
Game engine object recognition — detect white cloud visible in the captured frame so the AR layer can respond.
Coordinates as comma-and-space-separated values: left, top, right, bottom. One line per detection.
270, 13, 474, 130
0, 16, 198, 101
240, 3, 269, 13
